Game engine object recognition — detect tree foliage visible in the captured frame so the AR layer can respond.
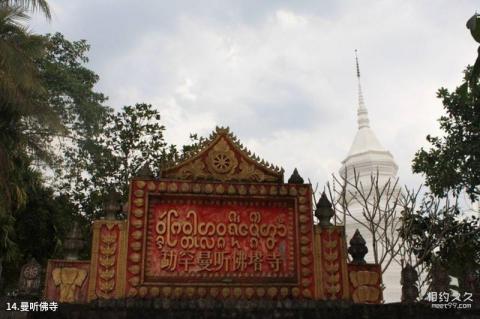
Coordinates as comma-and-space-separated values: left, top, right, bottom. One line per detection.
412, 67, 480, 200
0, 2, 109, 291
0, 0, 51, 19
38, 32, 109, 139
0, 5, 51, 216
399, 193, 479, 296
0, 1, 204, 293
1, 159, 82, 292
410, 57, 480, 297
57, 103, 202, 220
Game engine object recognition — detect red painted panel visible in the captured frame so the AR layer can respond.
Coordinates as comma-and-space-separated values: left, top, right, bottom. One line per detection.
144, 195, 296, 284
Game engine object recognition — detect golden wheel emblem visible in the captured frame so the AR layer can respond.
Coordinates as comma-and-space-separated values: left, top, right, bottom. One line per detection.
212, 153, 232, 173
206, 138, 239, 178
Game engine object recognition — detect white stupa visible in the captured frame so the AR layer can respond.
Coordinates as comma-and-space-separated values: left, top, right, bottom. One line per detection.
339, 52, 402, 302
340, 52, 398, 188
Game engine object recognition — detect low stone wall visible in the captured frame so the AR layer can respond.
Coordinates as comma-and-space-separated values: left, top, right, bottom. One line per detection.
0, 298, 479, 319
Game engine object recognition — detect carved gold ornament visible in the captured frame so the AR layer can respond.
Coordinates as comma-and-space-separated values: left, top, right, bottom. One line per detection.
99, 280, 114, 293
322, 231, 342, 300
267, 287, 278, 298
350, 271, 379, 287
150, 287, 160, 297
205, 138, 238, 180
97, 226, 118, 298
350, 270, 381, 303
237, 159, 266, 182
128, 265, 140, 275
52, 267, 87, 303
179, 159, 206, 180
139, 286, 148, 297
291, 287, 300, 297
162, 287, 172, 297
352, 286, 380, 303
99, 269, 114, 280
198, 287, 207, 297
161, 127, 284, 182
221, 287, 230, 298
302, 289, 312, 298
256, 287, 266, 297
99, 256, 115, 268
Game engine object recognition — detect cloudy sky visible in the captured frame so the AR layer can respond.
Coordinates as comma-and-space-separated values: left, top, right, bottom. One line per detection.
31, 0, 479, 190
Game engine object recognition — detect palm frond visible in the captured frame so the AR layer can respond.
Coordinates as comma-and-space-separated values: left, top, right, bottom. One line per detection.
0, 0, 50, 19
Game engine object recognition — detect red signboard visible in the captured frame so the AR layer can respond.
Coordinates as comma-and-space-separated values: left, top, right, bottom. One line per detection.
144, 195, 297, 284
125, 180, 316, 299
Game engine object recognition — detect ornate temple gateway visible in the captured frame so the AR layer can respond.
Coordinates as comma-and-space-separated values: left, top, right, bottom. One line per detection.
43, 127, 382, 304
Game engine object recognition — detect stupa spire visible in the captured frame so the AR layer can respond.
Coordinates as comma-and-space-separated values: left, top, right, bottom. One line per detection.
355, 50, 370, 129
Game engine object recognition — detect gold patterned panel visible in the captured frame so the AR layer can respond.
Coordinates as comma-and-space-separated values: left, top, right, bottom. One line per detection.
317, 227, 344, 300
178, 159, 207, 180
162, 127, 284, 182
87, 220, 127, 302
237, 159, 267, 182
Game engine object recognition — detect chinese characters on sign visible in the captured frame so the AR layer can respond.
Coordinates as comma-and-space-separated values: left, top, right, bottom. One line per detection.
144, 196, 296, 283
5, 302, 58, 312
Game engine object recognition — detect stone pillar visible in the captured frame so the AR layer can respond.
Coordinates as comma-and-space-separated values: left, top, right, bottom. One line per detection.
401, 264, 418, 303
87, 195, 128, 301
346, 230, 383, 304
462, 268, 480, 304
430, 262, 450, 294
63, 221, 85, 261
87, 220, 127, 301
313, 193, 350, 300
104, 191, 122, 220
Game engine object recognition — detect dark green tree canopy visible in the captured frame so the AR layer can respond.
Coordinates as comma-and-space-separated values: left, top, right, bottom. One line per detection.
57, 102, 203, 220
412, 67, 480, 200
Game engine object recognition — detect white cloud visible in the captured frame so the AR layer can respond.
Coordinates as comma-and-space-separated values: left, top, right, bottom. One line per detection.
274, 9, 308, 28
31, 0, 479, 190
